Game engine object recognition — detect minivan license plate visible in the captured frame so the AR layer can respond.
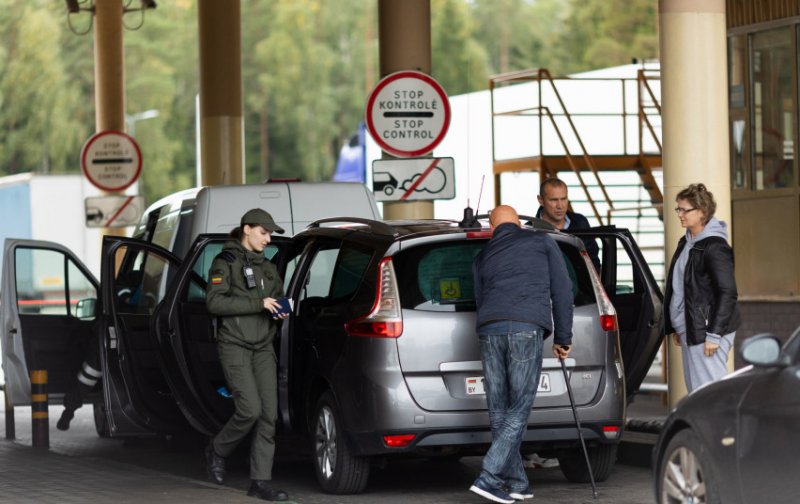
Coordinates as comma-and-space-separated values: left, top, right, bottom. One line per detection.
466, 374, 551, 395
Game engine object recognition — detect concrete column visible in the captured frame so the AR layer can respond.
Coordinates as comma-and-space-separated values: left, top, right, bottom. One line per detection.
659, 0, 732, 406
94, 0, 125, 132
198, 0, 244, 186
94, 0, 127, 238
378, 0, 433, 220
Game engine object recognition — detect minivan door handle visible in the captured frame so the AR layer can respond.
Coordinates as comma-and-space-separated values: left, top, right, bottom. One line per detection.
9, 328, 17, 334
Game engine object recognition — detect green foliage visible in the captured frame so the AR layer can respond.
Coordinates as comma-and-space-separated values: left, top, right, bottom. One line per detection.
0, 0, 658, 204
0, 4, 87, 174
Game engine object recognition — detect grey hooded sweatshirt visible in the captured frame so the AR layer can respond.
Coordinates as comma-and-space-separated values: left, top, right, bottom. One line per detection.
669, 217, 730, 338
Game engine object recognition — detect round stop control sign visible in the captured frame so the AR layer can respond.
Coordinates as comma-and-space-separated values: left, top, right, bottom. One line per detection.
365, 71, 451, 158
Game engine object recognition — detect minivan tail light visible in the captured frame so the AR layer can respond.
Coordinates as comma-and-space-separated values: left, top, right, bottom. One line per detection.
602, 425, 621, 439
345, 257, 403, 338
600, 314, 617, 331
383, 434, 416, 448
581, 250, 618, 332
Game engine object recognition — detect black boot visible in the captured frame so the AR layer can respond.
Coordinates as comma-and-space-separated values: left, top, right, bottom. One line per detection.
205, 442, 226, 485
56, 409, 75, 431
247, 480, 288, 501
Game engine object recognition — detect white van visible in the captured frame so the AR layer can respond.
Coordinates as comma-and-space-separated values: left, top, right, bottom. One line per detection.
0, 181, 379, 415
134, 181, 381, 258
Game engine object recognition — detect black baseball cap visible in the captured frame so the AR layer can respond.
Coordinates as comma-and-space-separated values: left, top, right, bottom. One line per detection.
240, 208, 285, 234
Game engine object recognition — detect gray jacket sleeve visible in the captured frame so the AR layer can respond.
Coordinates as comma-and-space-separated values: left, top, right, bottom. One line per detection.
545, 237, 574, 346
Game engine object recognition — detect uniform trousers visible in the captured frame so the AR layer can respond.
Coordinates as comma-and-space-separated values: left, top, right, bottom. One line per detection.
213, 341, 278, 481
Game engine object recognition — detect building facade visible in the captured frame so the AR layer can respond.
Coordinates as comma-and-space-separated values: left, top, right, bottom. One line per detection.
726, 0, 800, 341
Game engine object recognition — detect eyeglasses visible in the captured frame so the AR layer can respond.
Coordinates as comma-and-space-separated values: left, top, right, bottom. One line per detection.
674, 207, 697, 215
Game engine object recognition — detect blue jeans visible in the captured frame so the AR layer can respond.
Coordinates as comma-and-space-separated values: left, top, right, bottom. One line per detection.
477, 321, 544, 492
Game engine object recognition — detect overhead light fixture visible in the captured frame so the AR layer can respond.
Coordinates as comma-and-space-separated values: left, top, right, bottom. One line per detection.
65, 0, 94, 13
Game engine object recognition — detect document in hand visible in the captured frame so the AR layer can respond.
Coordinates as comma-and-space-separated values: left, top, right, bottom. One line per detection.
273, 297, 294, 318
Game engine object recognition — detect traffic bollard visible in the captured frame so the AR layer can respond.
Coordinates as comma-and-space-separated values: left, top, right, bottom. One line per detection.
30, 370, 49, 449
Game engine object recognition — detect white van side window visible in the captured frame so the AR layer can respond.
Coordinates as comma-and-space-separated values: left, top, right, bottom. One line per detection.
152, 209, 181, 251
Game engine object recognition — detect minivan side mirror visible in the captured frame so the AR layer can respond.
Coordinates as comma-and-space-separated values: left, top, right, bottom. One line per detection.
75, 298, 97, 320
740, 333, 785, 367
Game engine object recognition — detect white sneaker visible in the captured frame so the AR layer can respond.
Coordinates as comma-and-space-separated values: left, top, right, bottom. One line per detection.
523, 453, 559, 469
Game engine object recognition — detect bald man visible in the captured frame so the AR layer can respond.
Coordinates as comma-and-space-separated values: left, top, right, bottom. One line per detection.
469, 205, 573, 504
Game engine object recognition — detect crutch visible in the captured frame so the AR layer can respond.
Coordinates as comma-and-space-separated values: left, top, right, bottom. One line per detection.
560, 353, 598, 499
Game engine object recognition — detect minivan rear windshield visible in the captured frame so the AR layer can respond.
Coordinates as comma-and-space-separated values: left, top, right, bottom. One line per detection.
393, 239, 596, 312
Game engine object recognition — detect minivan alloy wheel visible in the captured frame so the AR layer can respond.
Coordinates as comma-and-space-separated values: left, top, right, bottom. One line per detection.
315, 405, 337, 480
311, 391, 370, 494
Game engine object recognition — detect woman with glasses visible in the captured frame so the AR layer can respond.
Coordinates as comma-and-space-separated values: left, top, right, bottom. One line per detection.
664, 183, 741, 392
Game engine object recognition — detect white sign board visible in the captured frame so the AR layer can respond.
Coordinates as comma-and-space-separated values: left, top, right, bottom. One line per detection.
85, 195, 145, 228
81, 131, 142, 191
365, 71, 450, 158
371, 157, 455, 202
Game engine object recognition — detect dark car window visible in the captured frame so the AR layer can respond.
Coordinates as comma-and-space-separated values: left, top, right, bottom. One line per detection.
393, 238, 595, 312
300, 242, 372, 302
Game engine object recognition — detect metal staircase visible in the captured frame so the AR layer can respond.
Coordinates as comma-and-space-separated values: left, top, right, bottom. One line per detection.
489, 64, 665, 283
489, 66, 663, 225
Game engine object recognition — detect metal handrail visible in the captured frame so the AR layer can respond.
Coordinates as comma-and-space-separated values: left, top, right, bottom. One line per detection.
538, 69, 613, 211
489, 68, 664, 226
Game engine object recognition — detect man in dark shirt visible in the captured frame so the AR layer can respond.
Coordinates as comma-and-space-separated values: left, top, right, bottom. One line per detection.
535, 177, 600, 271
469, 205, 573, 504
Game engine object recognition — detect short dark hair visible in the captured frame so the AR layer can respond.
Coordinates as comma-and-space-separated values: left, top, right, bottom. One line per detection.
676, 183, 716, 224
540, 177, 567, 197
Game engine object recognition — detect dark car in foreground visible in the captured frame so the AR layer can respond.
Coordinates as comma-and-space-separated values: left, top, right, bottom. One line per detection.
653, 328, 800, 504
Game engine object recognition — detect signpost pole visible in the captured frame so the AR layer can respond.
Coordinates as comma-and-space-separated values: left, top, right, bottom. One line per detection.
377, 0, 434, 220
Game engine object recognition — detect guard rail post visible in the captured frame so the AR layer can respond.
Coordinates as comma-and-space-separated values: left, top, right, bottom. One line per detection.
30, 370, 49, 449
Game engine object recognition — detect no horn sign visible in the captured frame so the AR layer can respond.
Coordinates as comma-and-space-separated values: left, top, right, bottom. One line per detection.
365, 71, 451, 158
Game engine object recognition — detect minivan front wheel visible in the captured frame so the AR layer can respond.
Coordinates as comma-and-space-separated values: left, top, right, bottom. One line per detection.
312, 391, 370, 494
557, 442, 617, 483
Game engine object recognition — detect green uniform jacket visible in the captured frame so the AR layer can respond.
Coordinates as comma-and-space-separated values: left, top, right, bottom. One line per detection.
206, 240, 284, 350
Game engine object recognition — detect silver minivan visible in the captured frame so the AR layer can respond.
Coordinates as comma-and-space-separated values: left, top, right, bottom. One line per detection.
0, 214, 663, 495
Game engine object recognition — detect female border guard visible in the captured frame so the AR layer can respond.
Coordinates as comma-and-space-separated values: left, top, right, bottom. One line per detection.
204, 208, 289, 502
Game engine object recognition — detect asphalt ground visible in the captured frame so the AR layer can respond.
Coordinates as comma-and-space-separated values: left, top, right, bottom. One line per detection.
0, 392, 663, 504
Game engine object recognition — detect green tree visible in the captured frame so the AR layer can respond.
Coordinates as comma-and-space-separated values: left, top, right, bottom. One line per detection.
0, 5, 87, 174
431, 0, 489, 94
552, 0, 658, 74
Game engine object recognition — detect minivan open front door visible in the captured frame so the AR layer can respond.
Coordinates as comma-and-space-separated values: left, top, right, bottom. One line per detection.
569, 228, 664, 399
153, 234, 295, 435
100, 236, 188, 436
1, 239, 99, 406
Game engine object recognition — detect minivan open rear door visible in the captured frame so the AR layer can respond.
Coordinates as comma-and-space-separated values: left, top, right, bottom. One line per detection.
99, 236, 188, 436
1, 239, 99, 406
569, 228, 664, 399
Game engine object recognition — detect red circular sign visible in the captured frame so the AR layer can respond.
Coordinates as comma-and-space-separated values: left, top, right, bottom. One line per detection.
81, 130, 142, 192
365, 71, 451, 158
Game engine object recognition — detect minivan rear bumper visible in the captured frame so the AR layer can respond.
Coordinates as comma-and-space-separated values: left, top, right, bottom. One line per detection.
346, 421, 622, 456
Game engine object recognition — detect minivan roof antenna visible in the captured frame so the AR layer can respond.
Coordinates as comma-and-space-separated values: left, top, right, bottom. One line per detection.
475, 175, 485, 215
